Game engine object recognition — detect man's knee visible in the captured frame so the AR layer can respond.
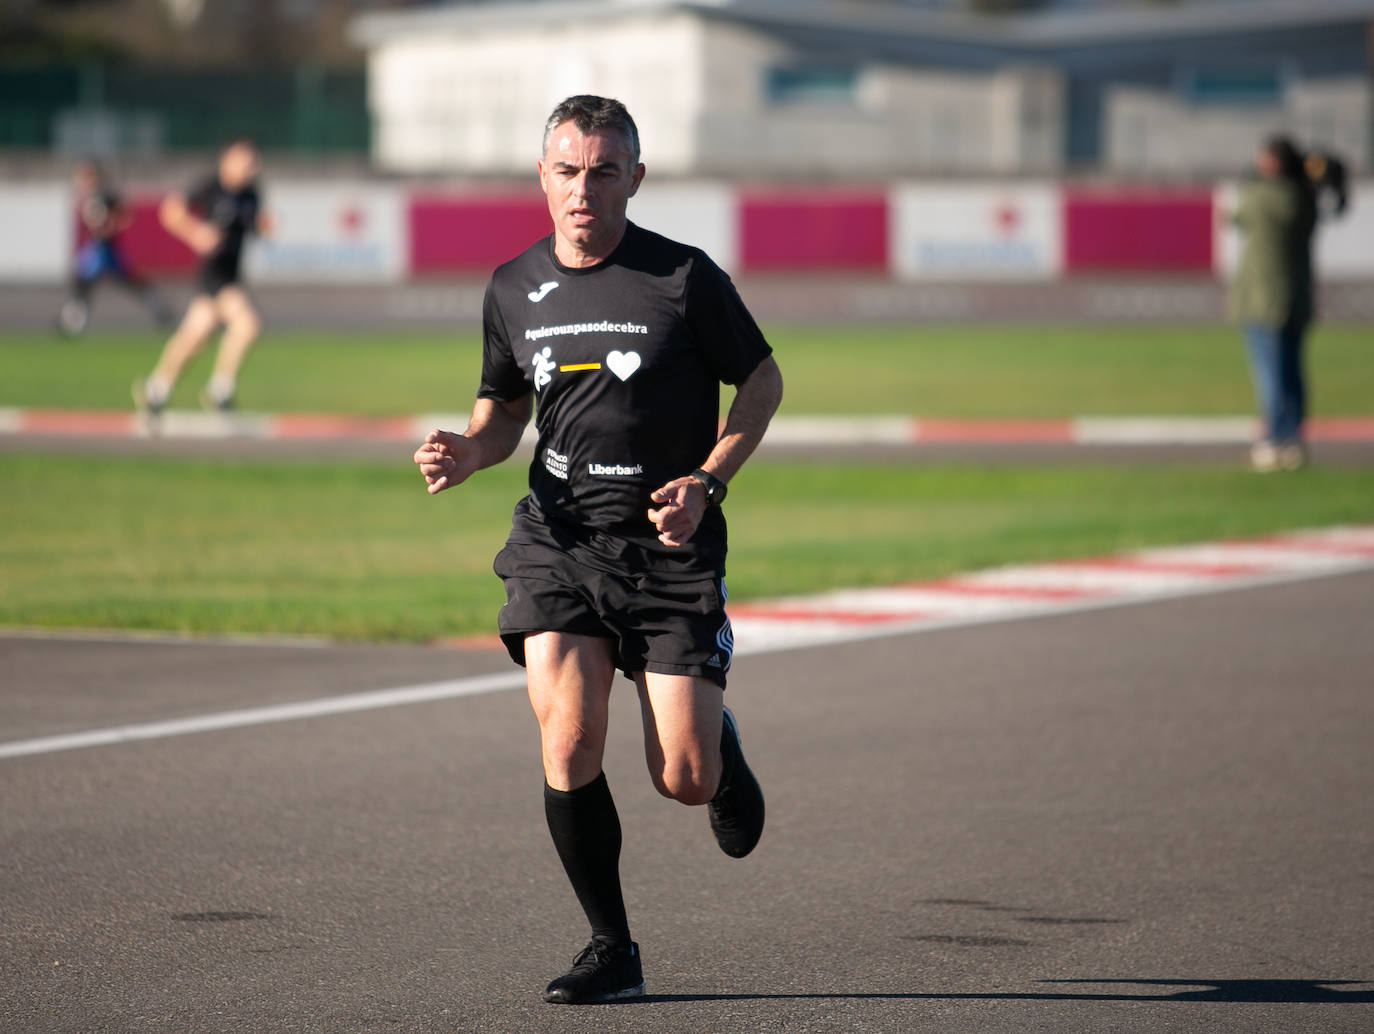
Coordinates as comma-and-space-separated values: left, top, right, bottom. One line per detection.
649, 753, 720, 806
540, 717, 604, 770
227, 308, 262, 341
216, 289, 261, 338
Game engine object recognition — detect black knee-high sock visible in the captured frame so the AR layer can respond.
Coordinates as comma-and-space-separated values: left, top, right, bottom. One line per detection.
543, 773, 631, 946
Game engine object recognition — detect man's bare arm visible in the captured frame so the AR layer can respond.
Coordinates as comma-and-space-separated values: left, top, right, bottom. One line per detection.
159, 193, 220, 256
700, 355, 783, 484
414, 394, 533, 495
648, 355, 782, 546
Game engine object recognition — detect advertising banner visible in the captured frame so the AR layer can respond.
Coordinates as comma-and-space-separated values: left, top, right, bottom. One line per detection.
409, 193, 551, 274
740, 191, 888, 272
114, 196, 197, 275
629, 182, 737, 272
891, 183, 1061, 280
246, 183, 407, 283
1064, 188, 1213, 273
0, 185, 70, 282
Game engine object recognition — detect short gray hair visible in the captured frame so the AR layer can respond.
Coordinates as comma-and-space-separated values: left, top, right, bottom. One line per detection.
541, 95, 641, 166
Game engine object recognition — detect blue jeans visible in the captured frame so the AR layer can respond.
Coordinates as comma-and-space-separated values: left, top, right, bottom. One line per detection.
1244, 319, 1308, 444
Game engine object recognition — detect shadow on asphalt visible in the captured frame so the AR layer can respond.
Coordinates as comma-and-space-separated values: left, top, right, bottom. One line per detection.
617, 980, 1374, 1004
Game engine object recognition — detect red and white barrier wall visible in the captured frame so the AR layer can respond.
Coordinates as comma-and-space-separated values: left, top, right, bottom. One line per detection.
3, 179, 1371, 283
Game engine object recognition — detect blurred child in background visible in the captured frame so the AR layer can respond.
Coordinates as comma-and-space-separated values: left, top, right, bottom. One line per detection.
59, 158, 170, 337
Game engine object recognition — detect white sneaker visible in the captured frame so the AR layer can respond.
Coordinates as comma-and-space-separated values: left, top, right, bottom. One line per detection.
1277, 442, 1307, 471
132, 377, 167, 416
1249, 440, 1279, 473
57, 299, 89, 337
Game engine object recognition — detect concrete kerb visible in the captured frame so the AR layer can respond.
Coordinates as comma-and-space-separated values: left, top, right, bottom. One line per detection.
5, 407, 1374, 446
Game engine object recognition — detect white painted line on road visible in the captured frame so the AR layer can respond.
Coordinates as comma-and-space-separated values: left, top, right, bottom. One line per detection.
0, 671, 527, 760
3, 526, 1372, 761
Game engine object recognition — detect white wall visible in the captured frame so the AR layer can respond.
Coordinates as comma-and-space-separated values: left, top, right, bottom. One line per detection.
691, 21, 1065, 177
1107, 77, 1369, 176
365, 10, 1065, 178
0, 185, 70, 282
368, 10, 705, 174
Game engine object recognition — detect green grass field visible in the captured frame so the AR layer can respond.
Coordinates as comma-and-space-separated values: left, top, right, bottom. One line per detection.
3, 322, 1372, 417
2, 322, 1371, 641
3, 453, 1372, 641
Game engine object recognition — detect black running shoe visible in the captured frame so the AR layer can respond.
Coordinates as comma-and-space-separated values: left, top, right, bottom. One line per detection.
709, 706, 765, 858
543, 938, 644, 1004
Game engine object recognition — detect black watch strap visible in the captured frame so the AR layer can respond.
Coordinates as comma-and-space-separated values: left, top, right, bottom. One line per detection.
690, 468, 727, 505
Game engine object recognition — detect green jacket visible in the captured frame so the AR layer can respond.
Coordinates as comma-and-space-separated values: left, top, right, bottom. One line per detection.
1229, 177, 1316, 328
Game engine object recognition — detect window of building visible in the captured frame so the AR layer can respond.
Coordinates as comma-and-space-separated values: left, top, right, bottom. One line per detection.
766, 64, 860, 106
1182, 67, 1284, 107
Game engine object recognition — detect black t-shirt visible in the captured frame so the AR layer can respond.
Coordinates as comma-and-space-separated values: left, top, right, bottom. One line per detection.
79, 189, 122, 242
186, 175, 260, 276
479, 222, 772, 577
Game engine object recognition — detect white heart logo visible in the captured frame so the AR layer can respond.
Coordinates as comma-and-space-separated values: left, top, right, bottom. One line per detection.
605, 350, 641, 381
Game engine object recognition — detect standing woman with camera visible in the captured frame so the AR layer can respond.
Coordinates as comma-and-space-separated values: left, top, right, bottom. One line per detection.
1228, 135, 1319, 472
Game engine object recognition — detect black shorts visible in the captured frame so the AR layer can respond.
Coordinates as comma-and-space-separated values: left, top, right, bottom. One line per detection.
493, 539, 734, 688
196, 258, 243, 297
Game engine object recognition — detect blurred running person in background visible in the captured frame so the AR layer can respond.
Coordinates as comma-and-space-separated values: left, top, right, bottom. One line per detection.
1228, 135, 1318, 473
134, 138, 269, 415
58, 158, 170, 337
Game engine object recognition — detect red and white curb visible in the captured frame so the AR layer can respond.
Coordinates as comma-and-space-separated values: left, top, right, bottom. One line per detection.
727, 525, 1374, 655
4, 407, 1374, 446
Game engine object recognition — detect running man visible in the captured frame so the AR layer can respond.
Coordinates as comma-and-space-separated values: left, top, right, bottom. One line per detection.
58, 158, 170, 337
133, 138, 269, 414
414, 95, 783, 1004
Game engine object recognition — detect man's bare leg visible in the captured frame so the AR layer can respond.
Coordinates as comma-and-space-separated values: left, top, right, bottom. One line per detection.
634, 672, 723, 806
636, 671, 763, 858
204, 285, 262, 408
137, 295, 218, 411
525, 631, 615, 791
525, 632, 644, 1003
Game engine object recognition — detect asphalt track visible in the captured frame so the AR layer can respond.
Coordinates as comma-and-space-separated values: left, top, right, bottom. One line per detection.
3, 567, 1372, 1033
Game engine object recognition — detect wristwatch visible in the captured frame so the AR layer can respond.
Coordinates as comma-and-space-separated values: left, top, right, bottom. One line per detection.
689, 468, 728, 505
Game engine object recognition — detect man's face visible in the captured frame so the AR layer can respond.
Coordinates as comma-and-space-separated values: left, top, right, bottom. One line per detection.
538, 121, 644, 261
219, 143, 260, 191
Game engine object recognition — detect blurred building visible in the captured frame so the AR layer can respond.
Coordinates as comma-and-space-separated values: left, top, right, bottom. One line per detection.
350, 0, 1373, 177
0, 0, 402, 156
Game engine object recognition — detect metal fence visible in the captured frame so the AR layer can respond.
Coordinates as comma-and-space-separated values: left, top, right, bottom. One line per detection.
0, 64, 369, 154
